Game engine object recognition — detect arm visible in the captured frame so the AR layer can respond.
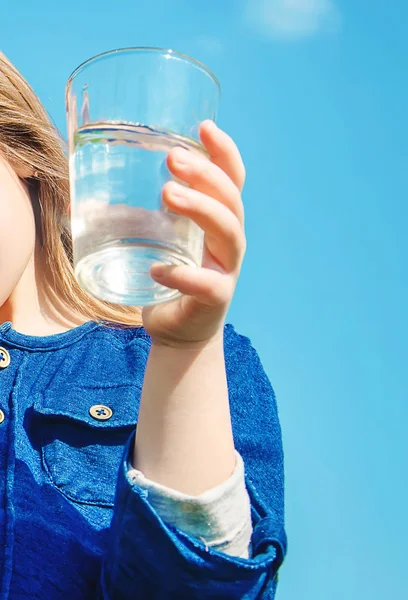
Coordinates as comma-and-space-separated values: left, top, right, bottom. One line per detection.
131, 119, 247, 502
133, 334, 236, 496
129, 334, 253, 559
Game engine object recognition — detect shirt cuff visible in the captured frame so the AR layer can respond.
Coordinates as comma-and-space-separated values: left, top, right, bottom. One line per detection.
127, 450, 253, 559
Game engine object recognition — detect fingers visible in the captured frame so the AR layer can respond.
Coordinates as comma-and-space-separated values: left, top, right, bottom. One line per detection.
162, 181, 246, 273
167, 145, 245, 228
150, 262, 235, 307
199, 120, 246, 192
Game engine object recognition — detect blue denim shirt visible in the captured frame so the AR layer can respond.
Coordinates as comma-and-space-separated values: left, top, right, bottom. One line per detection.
0, 320, 286, 599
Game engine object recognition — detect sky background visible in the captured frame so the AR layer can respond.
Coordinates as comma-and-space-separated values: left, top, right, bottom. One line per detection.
1, 1, 407, 598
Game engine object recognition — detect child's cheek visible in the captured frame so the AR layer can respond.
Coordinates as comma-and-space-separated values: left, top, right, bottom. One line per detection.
0, 158, 36, 303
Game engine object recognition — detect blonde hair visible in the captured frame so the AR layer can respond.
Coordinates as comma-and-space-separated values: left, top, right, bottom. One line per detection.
0, 51, 143, 327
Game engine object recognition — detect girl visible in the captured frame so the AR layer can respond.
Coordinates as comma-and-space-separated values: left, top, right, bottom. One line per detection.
0, 51, 286, 599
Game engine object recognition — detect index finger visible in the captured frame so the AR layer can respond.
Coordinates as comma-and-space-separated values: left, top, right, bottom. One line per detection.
199, 121, 246, 192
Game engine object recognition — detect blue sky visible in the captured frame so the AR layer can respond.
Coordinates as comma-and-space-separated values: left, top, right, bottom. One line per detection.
2, 1, 407, 598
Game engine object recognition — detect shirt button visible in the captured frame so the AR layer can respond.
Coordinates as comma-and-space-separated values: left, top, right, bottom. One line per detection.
89, 404, 113, 421
0, 347, 10, 369
0, 409, 5, 424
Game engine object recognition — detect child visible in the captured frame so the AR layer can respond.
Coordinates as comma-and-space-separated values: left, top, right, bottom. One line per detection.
0, 51, 286, 599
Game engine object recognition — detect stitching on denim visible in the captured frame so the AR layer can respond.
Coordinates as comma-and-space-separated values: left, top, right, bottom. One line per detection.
39, 438, 116, 508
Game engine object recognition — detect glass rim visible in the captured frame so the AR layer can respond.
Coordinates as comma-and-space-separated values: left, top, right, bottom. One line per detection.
66, 46, 221, 92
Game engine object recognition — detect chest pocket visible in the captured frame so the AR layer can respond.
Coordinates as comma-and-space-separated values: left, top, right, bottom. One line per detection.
32, 384, 140, 507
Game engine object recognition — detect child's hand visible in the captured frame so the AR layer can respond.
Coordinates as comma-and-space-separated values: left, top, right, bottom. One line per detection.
142, 120, 246, 348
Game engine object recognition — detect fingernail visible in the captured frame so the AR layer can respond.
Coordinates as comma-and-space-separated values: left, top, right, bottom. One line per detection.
168, 181, 187, 198
166, 184, 188, 208
151, 263, 165, 277
172, 147, 190, 167
205, 120, 217, 130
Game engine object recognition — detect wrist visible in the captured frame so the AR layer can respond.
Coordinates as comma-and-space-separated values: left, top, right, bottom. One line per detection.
150, 328, 224, 352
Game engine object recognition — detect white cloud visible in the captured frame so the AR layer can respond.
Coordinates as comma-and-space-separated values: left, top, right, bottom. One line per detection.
245, 0, 341, 39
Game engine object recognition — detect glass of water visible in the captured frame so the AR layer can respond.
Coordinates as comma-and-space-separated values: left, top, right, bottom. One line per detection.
66, 47, 220, 306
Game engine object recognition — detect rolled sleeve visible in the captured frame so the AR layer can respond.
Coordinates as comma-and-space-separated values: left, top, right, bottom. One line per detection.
127, 449, 253, 559
98, 430, 286, 600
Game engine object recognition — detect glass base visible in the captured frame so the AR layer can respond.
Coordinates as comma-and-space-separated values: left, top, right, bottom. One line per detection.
75, 242, 197, 306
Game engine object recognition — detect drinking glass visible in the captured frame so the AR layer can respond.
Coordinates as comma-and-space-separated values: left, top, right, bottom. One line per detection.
66, 47, 220, 306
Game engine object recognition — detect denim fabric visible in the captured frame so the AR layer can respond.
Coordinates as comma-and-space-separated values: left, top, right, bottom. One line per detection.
0, 320, 286, 599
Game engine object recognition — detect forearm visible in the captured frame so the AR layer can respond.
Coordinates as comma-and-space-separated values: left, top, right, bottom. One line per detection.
133, 334, 236, 496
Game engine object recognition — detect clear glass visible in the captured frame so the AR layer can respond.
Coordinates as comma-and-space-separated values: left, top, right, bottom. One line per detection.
66, 47, 220, 306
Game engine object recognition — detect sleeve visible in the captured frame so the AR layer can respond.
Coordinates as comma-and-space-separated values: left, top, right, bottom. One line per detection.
127, 449, 253, 559
98, 324, 287, 599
